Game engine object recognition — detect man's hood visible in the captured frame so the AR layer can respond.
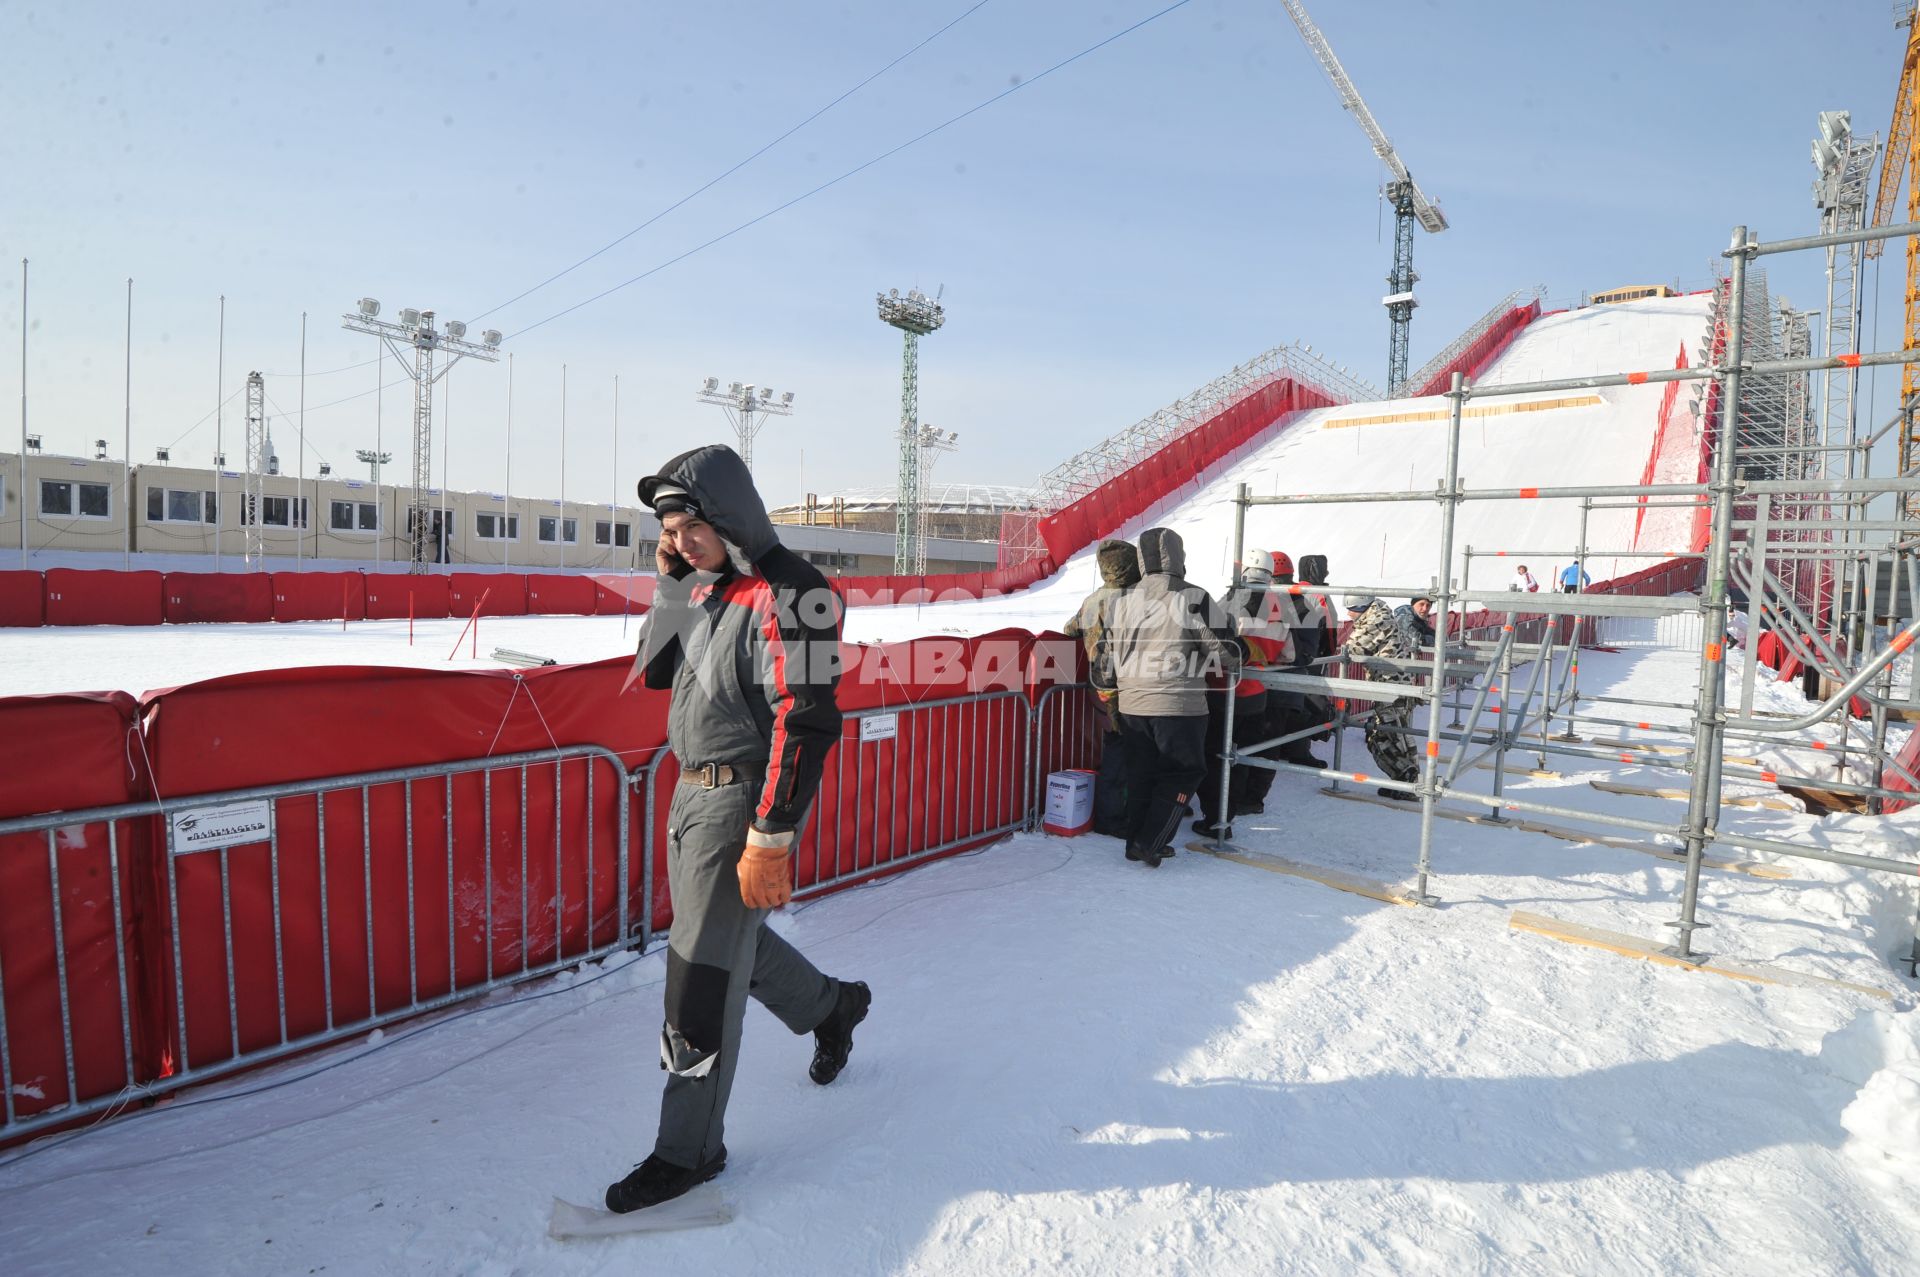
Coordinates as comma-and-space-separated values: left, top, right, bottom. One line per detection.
638, 444, 778, 563
1137, 527, 1185, 577
1298, 554, 1329, 586
1095, 539, 1142, 589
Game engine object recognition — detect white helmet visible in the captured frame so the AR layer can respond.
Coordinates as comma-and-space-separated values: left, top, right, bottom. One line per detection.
1243, 549, 1275, 583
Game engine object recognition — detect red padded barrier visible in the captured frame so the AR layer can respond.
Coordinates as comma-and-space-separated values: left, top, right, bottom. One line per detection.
449, 572, 528, 617
270, 572, 366, 623
163, 572, 274, 624
526, 574, 597, 615
139, 660, 669, 1076
1411, 302, 1542, 398
363, 574, 450, 620
0, 570, 43, 627
592, 573, 655, 616
0, 692, 164, 1133
43, 568, 164, 627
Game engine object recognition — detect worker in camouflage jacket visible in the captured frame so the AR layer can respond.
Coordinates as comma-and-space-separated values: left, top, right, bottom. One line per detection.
1063, 539, 1142, 835
1341, 593, 1423, 800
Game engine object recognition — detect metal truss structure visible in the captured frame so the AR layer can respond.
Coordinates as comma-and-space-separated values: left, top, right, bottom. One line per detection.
1206, 214, 1920, 977
1030, 341, 1379, 517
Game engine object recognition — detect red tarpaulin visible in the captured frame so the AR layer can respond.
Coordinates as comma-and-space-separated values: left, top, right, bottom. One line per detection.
363, 574, 451, 620
163, 572, 274, 624
0, 691, 164, 1132
526, 574, 597, 615
449, 572, 529, 617
592, 573, 655, 616
137, 660, 668, 1073
0, 570, 43, 627
270, 572, 367, 623
43, 568, 164, 627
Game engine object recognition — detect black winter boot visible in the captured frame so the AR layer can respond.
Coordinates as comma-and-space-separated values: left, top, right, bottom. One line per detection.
1124, 842, 1163, 867
809, 980, 871, 1085
605, 1146, 727, 1213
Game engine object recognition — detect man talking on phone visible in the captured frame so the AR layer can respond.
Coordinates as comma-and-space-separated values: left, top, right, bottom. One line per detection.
607, 443, 870, 1214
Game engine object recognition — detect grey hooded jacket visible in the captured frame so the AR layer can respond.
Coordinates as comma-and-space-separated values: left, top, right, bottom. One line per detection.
1106, 527, 1242, 717
631, 444, 843, 835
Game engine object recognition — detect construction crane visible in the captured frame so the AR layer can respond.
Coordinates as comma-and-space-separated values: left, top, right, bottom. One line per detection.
1869, 3, 1920, 510
1279, 0, 1448, 397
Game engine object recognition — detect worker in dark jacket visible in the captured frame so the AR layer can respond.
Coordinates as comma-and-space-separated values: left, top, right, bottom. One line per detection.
609, 444, 869, 1214
1197, 550, 1294, 835
1107, 527, 1243, 866
1063, 539, 1142, 836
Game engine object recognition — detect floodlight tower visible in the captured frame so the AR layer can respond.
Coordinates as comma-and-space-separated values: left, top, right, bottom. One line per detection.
876, 287, 946, 573
910, 424, 959, 574
695, 377, 794, 474
244, 371, 267, 570
1812, 110, 1878, 476
341, 299, 501, 573
355, 448, 394, 483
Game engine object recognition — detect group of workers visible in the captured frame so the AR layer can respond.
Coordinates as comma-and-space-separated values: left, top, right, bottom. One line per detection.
1064, 527, 1475, 866
1510, 562, 1591, 594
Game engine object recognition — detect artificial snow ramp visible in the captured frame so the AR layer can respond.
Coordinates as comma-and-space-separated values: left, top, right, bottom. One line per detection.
843, 295, 1711, 643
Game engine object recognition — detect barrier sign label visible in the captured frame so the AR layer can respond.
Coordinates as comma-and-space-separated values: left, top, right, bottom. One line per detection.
859, 713, 899, 743
169, 798, 275, 854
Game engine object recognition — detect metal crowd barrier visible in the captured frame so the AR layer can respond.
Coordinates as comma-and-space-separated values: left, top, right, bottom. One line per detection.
0, 686, 1099, 1146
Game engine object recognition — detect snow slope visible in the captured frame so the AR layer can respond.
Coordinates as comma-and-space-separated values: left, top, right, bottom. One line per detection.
2, 643, 1914, 1276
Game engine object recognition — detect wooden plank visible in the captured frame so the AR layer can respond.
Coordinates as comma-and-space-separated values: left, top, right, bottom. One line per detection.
1508, 910, 1894, 1001
1184, 840, 1425, 907
1319, 786, 1791, 879
1598, 740, 1761, 766
1588, 779, 1799, 812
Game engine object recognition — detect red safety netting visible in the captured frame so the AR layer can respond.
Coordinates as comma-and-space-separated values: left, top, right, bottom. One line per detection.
1630, 343, 1710, 555
270, 572, 367, 623
0, 570, 43, 627
1410, 302, 1543, 398
1036, 377, 1334, 567
525, 574, 597, 615
163, 572, 274, 624
363, 574, 451, 620
449, 573, 529, 617
43, 568, 164, 627
0, 691, 165, 1131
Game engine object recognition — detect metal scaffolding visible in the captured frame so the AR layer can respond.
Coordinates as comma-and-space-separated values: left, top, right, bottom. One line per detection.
1206, 216, 1920, 975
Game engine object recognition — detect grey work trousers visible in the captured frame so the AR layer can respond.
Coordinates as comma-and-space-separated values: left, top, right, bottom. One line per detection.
655, 778, 838, 1169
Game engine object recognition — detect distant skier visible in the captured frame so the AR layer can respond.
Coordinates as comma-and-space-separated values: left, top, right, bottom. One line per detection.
1558, 561, 1591, 593
1342, 593, 1422, 800
611, 444, 870, 1214
1063, 539, 1142, 836
1512, 564, 1540, 593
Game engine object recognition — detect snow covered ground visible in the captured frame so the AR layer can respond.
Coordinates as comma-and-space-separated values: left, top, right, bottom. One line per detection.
2, 641, 1916, 1276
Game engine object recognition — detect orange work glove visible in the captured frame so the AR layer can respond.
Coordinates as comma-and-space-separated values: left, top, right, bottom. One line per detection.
739, 827, 794, 909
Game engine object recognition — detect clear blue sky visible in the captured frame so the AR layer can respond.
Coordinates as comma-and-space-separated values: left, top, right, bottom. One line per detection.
1, 0, 1911, 509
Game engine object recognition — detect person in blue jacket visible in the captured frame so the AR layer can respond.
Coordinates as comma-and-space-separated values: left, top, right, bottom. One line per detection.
1558, 561, 1591, 593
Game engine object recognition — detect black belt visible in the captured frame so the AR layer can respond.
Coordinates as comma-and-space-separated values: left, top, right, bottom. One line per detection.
676, 760, 764, 789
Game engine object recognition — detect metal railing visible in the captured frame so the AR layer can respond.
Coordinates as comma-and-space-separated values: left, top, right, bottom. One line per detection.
0, 686, 1097, 1146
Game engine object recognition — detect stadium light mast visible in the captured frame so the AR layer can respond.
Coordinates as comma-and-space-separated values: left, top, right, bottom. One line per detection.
910, 423, 959, 575
695, 377, 794, 475
1280, 0, 1449, 396
876, 286, 946, 573
244, 371, 267, 570
341, 299, 501, 573
355, 448, 393, 483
